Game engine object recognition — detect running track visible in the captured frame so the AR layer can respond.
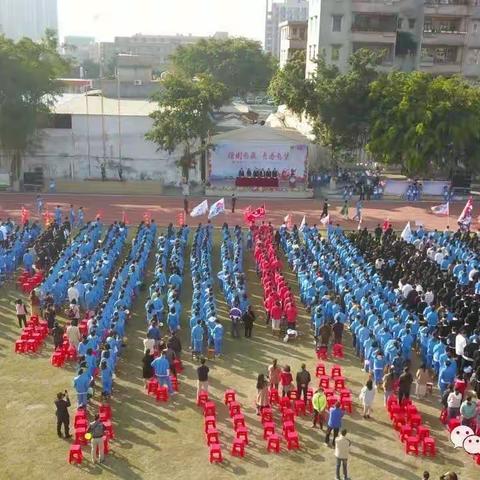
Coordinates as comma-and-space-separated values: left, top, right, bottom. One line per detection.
0, 192, 471, 230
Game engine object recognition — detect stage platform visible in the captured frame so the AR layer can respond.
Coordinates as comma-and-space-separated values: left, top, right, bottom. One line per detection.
205, 186, 313, 198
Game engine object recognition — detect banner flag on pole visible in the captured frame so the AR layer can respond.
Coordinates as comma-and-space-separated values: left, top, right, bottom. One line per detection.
208, 198, 225, 219
299, 215, 306, 231
320, 214, 330, 226
401, 221, 413, 243
177, 211, 185, 226
457, 197, 473, 229
431, 202, 449, 216
190, 199, 209, 217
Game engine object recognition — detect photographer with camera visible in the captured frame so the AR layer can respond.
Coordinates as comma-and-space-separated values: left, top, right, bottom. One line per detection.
54, 390, 71, 438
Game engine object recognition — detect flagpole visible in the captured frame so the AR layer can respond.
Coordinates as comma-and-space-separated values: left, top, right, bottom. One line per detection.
447, 202, 450, 230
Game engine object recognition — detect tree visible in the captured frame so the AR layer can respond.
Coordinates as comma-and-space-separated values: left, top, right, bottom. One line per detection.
368, 72, 480, 176
0, 32, 69, 181
309, 48, 384, 161
169, 37, 277, 97
268, 50, 313, 115
146, 73, 229, 180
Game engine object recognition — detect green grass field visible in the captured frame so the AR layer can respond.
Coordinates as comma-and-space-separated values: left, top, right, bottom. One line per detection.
0, 230, 478, 480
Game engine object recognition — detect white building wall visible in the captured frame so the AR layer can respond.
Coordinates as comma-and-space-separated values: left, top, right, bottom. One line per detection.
22, 114, 199, 184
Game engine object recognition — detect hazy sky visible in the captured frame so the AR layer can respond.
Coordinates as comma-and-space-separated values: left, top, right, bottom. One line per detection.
58, 0, 266, 42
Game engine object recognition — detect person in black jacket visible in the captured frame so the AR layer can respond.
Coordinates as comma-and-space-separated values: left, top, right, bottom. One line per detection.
243, 306, 255, 338
54, 391, 71, 438
296, 363, 311, 403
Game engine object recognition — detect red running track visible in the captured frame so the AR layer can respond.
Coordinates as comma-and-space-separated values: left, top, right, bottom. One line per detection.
0, 192, 471, 230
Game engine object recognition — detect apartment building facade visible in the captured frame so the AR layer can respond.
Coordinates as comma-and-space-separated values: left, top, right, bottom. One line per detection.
265, 0, 309, 58
279, 20, 308, 67
305, 0, 480, 79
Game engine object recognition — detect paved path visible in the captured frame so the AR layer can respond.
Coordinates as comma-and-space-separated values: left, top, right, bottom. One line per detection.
0, 192, 468, 230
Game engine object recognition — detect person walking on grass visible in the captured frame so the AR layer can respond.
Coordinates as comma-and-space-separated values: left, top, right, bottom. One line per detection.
196, 357, 209, 402
359, 379, 375, 419
312, 387, 327, 429
87, 414, 105, 464
54, 390, 71, 439
334, 429, 351, 480
15, 299, 28, 328
231, 193, 237, 213
256, 373, 269, 415
243, 305, 255, 338
325, 401, 344, 446
268, 359, 281, 389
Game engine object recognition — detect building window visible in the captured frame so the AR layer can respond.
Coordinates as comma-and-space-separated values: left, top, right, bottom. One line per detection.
332, 15, 343, 32
397, 18, 403, 29
473, 23, 478, 33
408, 18, 416, 29
331, 45, 341, 61
467, 48, 480, 65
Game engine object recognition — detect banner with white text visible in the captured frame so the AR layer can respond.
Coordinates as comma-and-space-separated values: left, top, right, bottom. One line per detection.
209, 142, 308, 180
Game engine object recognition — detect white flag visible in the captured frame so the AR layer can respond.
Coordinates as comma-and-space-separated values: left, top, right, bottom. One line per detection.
401, 221, 413, 243
190, 199, 209, 217
320, 214, 330, 225
299, 215, 306, 231
431, 203, 449, 216
208, 198, 225, 219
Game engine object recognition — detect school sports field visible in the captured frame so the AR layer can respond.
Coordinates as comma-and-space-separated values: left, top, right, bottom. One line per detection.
0, 193, 478, 480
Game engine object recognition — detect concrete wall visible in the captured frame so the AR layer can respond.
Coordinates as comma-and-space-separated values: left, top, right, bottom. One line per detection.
18, 114, 200, 184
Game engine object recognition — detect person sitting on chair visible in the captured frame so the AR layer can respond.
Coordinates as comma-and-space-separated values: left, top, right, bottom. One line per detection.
266, 168, 272, 178
272, 168, 278, 178
253, 168, 259, 178
238, 168, 245, 178
259, 168, 265, 178
246, 168, 252, 177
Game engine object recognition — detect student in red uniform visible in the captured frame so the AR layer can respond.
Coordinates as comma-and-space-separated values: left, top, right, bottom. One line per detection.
280, 365, 294, 397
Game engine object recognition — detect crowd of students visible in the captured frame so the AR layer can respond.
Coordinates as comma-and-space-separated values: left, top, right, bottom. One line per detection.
73, 221, 155, 404
219, 224, 249, 341
189, 224, 218, 358
253, 223, 297, 339
0, 220, 41, 279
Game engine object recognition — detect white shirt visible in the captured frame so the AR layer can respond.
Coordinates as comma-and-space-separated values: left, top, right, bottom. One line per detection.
335, 435, 351, 460
375, 259, 385, 270
434, 252, 444, 264
424, 291, 434, 305
469, 268, 478, 282
402, 284, 413, 299
143, 338, 155, 353
427, 247, 436, 260
455, 334, 467, 356
67, 286, 79, 303
447, 392, 462, 409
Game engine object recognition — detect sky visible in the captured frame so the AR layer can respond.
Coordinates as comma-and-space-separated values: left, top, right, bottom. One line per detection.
58, 0, 266, 42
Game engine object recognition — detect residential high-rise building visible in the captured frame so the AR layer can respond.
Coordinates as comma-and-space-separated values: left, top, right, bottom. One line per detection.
265, 0, 309, 58
279, 20, 308, 67
305, 0, 480, 79
0, 0, 58, 42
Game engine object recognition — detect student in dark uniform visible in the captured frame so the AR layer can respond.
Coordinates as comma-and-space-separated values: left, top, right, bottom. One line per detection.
54, 391, 71, 438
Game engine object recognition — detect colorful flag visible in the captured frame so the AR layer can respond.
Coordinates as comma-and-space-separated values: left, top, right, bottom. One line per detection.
190, 199, 209, 217
208, 198, 225, 219
177, 211, 185, 226
320, 214, 330, 226
21, 206, 30, 225
284, 214, 293, 230
458, 197, 473, 229
431, 202, 449, 216
244, 204, 266, 224
401, 221, 413, 243
299, 215, 306, 231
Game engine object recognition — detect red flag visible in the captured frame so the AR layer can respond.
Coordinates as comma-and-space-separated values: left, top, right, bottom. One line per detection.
177, 211, 185, 227
21, 206, 30, 225
244, 204, 266, 224
382, 218, 390, 232
42, 209, 53, 227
